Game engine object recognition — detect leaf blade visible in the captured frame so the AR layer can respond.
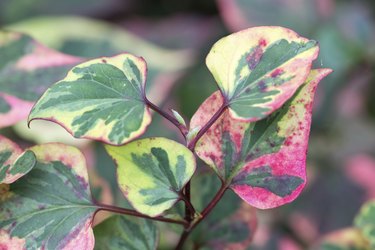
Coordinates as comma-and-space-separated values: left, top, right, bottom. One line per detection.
206, 26, 319, 122
105, 137, 196, 217
192, 69, 332, 209
28, 54, 152, 145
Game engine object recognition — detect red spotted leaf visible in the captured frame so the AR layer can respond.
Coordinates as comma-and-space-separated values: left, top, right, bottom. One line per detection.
191, 69, 332, 209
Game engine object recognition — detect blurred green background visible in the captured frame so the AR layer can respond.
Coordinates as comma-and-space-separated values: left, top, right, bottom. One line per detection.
1, 0, 375, 249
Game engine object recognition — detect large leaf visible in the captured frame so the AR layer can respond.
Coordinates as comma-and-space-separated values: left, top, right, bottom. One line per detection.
355, 200, 375, 248
94, 215, 158, 250
105, 137, 196, 217
0, 135, 36, 184
206, 26, 319, 122
0, 143, 96, 249
0, 30, 82, 128
191, 69, 332, 209
29, 54, 152, 145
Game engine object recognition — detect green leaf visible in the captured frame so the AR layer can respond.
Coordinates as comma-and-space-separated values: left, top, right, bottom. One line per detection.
0, 143, 97, 249
206, 26, 319, 122
191, 69, 332, 209
29, 54, 152, 145
105, 137, 196, 217
355, 200, 375, 248
0, 135, 36, 184
0, 30, 82, 128
94, 215, 158, 250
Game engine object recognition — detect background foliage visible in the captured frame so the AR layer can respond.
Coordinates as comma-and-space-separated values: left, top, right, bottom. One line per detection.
1, 0, 375, 249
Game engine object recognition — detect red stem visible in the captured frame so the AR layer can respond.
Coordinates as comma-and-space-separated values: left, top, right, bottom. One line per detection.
96, 203, 188, 227
145, 98, 188, 137
175, 184, 228, 250
187, 102, 228, 151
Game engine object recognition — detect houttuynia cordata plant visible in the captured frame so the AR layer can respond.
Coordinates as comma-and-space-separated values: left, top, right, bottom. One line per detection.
0, 26, 332, 249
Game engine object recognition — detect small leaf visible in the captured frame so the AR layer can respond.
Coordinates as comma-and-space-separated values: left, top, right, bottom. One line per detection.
94, 215, 158, 250
0, 143, 96, 249
171, 109, 186, 127
191, 69, 332, 209
0, 30, 82, 128
105, 137, 196, 217
186, 126, 201, 144
355, 200, 375, 248
29, 53, 152, 145
0, 135, 36, 184
206, 26, 319, 122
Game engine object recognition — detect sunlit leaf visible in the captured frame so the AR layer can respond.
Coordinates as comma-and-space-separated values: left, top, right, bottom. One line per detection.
105, 137, 196, 217
94, 215, 158, 250
355, 200, 375, 248
0, 135, 36, 184
191, 69, 332, 208
0, 30, 82, 128
29, 54, 152, 145
206, 26, 319, 122
0, 143, 96, 249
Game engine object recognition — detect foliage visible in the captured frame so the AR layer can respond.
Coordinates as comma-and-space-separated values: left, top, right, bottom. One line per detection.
0, 14, 333, 250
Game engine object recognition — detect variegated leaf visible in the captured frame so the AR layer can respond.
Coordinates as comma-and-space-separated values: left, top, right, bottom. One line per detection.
0, 30, 82, 128
29, 54, 152, 145
191, 69, 332, 209
94, 215, 158, 250
0, 135, 36, 184
0, 143, 96, 249
206, 26, 319, 122
105, 138, 196, 217
355, 200, 375, 248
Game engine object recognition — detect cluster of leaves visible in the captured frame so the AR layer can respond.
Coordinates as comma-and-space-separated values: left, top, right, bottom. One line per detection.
0, 24, 332, 249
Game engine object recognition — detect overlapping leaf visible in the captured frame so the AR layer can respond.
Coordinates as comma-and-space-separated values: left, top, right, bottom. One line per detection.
0, 135, 36, 184
0, 143, 96, 249
191, 69, 332, 209
105, 138, 196, 217
355, 200, 375, 248
319, 228, 371, 250
0, 30, 82, 128
206, 26, 319, 122
94, 215, 158, 250
29, 54, 152, 145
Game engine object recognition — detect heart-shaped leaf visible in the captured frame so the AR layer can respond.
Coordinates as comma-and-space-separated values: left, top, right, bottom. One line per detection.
0, 30, 82, 128
105, 137, 196, 217
0, 143, 96, 249
191, 69, 332, 209
0, 135, 36, 184
94, 215, 158, 250
206, 26, 319, 122
29, 54, 152, 145
355, 200, 375, 248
